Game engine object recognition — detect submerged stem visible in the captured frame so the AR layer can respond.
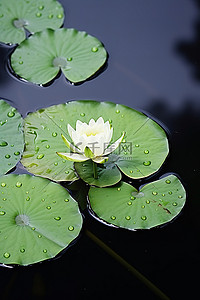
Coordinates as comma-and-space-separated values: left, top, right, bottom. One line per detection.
93, 161, 98, 179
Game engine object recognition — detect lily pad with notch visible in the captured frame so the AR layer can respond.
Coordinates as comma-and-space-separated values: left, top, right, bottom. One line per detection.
0, 99, 24, 176
0, 174, 83, 266
11, 28, 107, 84
88, 174, 186, 230
0, 0, 64, 45
21, 100, 168, 184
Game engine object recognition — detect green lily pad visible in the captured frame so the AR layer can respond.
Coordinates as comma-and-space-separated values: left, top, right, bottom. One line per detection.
74, 155, 122, 187
11, 28, 107, 84
21, 100, 168, 184
0, 99, 24, 176
0, 0, 64, 45
88, 175, 186, 230
0, 174, 83, 266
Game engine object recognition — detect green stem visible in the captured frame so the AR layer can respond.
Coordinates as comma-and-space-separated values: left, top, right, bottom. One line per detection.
93, 161, 98, 179
85, 229, 170, 300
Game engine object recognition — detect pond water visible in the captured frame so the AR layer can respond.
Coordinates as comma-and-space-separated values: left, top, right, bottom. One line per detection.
0, 0, 199, 299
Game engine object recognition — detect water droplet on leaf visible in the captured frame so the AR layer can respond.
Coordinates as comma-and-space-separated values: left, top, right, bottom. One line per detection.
54, 216, 61, 221
165, 179, 171, 184
16, 182, 22, 188
3, 252, 10, 258
0, 141, 8, 147
141, 216, 147, 220
91, 47, 98, 52
0, 211, 6, 216
52, 132, 57, 137
68, 226, 74, 231
143, 161, 151, 166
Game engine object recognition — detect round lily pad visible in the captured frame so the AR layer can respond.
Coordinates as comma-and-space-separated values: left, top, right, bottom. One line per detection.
11, 28, 107, 84
0, 99, 24, 176
0, 0, 64, 45
21, 101, 168, 184
88, 175, 186, 230
0, 174, 83, 265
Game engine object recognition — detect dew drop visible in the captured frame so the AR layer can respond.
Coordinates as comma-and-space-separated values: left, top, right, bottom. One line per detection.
2, 198, 6, 201
3, 252, 10, 258
117, 187, 121, 191
165, 179, 171, 184
178, 195, 183, 199
36, 12, 42, 17
146, 200, 150, 204
52, 132, 57, 137
135, 144, 140, 147
5, 154, 11, 159
0, 14, 4, 18
172, 202, 177, 206
109, 119, 112, 124
141, 205, 145, 209
143, 161, 151, 166
91, 46, 98, 52
116, 109, 120, 114
130, 170, 133, 174
64, 198, 69, 202
144, 150, 149, 154
31, 227, 36, 231
130, 196, 135, 200
127, 201, 132, 206
110, 216, 116, 220
54, 162, 58, 166
141, 216, 147, 221
152, 191, 158, 195
37, 154, 44, 159
0, 211, 6, 216
20, 248, 25, 253
38, 5, 44, 10
57, 13, 63, 19
80, 113, 85, 117
7, 111, 15, 117
46, 145, 50, 149
54, 216, 61, 221
125, 216, 131, 220
67, 57, 72, 61
41, 198, 45, 202
1, 183, 6, 187
19, 61, 23, 65
26, 197, 30, 201
38, 234, 42, 238
162, 193, 165, 197
43, 249, 47, 253
0, 141, 8, 147
16, 182, 22, 188
168, 191, 173, 195
14, 151, 20, 156
65, 170, 69, 174
68, 226, 74, 231
46, 206, 51, 210
48, 14, 53, 19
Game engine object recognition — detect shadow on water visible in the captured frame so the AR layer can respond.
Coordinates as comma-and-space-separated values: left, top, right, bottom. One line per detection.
176, 0, 200, 81
0, 45, 11, 86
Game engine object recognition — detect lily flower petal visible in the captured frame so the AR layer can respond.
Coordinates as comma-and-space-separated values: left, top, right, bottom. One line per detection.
56, 152, 89, 162
92, 156, 109, 164
61, 134, 80, 153
84, 146, 95, 158
104, 131, 125, 156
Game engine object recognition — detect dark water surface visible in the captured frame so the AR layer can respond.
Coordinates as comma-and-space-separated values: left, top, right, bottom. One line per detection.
1, 0, 200, 299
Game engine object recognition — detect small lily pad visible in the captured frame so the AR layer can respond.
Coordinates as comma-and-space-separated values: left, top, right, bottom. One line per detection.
0, 174, 83, 265
0, 0, 64, 45
21, 101, 169, 184
74, 155, 122, 187
0, 99, 24, 176
88, 175, 186, 230
11, 28, 107, 84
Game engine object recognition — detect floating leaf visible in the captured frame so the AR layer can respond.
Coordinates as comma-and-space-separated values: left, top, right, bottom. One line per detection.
11, 28, 107, 84
74, 155, 122, 187
0, 0, 64, 45
88, 175, 186, 230
21, 101, 168, 184
0, 99, 24, 176
0, 174, 82, 265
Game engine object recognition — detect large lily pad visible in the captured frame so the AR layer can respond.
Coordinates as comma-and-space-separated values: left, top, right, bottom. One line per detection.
0, 0, 64, 45
11, 28, 107, 84
0, 174, 83, 266
88, 175, 186, 230
21, 100, 168, 184
0, 99, 24, 176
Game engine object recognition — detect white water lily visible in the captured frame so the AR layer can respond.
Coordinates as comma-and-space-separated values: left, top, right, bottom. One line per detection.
57, 117, 125, 164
